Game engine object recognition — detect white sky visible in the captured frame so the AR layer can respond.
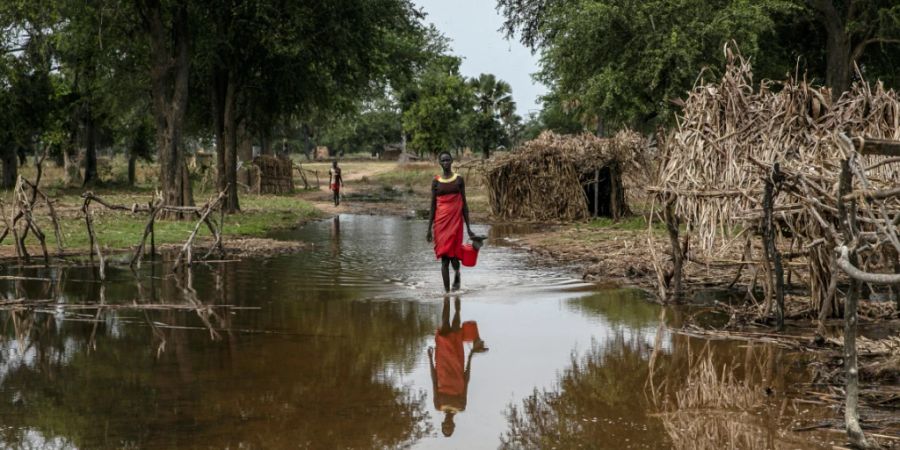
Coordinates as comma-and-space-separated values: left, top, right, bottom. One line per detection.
413, 0, 548, 116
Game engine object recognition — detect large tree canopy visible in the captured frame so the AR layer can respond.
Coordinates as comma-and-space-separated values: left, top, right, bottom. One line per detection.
0, 0, 430, 210
499, 0, 900, 131
500, 0, 793, 129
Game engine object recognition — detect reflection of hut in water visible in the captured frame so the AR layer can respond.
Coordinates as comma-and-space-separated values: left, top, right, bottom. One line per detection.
486, 131, 650, 221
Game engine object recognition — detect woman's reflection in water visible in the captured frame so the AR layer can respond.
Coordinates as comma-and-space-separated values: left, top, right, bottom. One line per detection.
428, 296, 488, 437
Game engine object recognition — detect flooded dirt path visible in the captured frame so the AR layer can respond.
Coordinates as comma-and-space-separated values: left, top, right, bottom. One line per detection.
0, 215, 843, 448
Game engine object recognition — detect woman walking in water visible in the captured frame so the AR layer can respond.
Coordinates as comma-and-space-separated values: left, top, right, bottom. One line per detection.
426, 151, 476, 292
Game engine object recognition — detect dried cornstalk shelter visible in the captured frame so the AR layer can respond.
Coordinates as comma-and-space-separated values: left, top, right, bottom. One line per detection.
486, 131, 650, 221
652, 49, 900, 448
239, 155, 294, 194
653, 50, 900, 310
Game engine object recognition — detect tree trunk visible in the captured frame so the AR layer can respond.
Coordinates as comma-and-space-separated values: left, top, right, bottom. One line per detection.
146, 0, 194, 212
128, 151, 137, 186
1, 149, 16, 189
811, 0, 852, 96
826, 30, 852, 96
83, 112, 98, 186
222, 73, 240, 212
260, 129, 272, 155
63, 144, 82, 187
303, 124, 313, 161
237, 121, 252, 163
213, 70, 227, 195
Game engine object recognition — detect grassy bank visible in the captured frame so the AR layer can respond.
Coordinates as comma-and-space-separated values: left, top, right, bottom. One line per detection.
7, 190, 322, 253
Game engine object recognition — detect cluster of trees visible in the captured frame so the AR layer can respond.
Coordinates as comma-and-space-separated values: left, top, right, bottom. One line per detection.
317, 33, 524, 161
0, 0, 435, 211
498, 0, 900, 133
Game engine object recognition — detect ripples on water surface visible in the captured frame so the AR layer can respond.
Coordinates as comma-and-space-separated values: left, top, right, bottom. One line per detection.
0, 215, 838, 449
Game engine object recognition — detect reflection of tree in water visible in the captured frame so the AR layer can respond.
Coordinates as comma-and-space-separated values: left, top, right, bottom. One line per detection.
502, 328, 831, 449
0, 263, 437, 448
501, 330, 669, 449
565, 289, 660, 330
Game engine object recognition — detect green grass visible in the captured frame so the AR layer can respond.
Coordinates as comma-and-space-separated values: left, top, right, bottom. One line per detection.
582, 215, 658, 231
16, 193, 323, 252
6, 158, 327, 253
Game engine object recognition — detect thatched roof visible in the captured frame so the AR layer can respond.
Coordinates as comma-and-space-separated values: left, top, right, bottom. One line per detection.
486, 130, 650, 221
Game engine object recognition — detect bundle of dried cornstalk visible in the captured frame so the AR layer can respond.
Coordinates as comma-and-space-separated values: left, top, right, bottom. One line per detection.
652, 46, 900, 449
652, 46, 900, 315
486, 130, 651, 221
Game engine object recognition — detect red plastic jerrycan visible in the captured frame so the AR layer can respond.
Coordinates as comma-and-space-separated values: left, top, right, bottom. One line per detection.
460, 243, 479, 267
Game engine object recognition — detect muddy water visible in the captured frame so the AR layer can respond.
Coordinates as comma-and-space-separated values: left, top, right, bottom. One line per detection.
0, 215, 840, 449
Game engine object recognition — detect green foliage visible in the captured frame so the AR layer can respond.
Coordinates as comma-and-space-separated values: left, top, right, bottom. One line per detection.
521, 93, 586, 140
502, 0, 900, 130
0, 1, 58, 179
401, 56, 473, 155
538, 0, 794, 128
318, 98, 403, 155
468, 73, 518, 156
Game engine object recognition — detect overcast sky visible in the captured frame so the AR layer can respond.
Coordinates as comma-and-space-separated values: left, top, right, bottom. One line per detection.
413, 0, 548, 117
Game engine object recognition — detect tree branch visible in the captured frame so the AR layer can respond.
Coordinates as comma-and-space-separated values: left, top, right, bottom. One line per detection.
807, 0, 844, 33
852, 37, 900, 62
837, 245, 900, 284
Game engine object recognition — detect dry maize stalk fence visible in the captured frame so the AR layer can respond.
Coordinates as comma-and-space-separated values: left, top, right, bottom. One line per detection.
650, 46, 900, 449
651, 48, 900, 315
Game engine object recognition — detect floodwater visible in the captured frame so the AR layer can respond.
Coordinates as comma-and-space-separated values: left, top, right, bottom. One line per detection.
0, 215, 841, 449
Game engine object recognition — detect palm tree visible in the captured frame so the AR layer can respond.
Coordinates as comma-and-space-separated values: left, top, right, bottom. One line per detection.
468, 74, 516, 158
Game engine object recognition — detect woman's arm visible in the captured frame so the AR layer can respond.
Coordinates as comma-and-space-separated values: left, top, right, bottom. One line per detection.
426, 179, 437, 242
460, 177, 474, 237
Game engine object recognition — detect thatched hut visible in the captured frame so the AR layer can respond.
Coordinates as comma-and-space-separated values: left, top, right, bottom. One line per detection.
486, 131, 650, 221
238, 155, 294, 194
380, 143, 403, 160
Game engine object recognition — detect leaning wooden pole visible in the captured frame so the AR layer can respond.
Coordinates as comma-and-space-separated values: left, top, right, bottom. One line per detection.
81, 195, 106, 281
662, 195, 683, 301
762, 163, 785, 331
836, 158, 869, 449
130, 195, 164, 270
173, 189, 227, 272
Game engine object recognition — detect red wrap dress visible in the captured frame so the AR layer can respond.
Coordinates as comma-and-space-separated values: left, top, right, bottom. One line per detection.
432, 174, 465, 259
